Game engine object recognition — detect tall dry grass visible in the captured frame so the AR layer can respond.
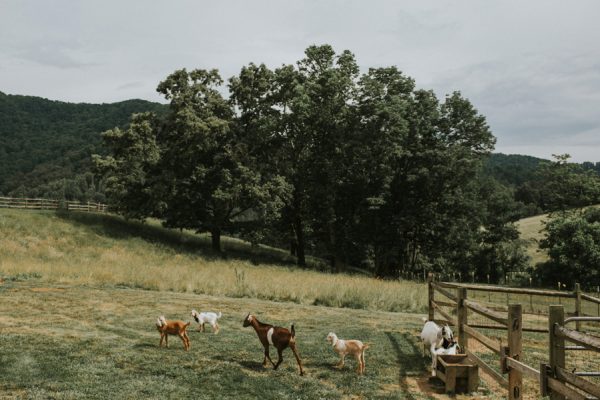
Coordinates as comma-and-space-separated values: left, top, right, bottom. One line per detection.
0, 209, 427, 313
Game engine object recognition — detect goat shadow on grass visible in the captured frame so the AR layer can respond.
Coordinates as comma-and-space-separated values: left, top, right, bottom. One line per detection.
133, 342, 157, 349
211, 354, 266, 372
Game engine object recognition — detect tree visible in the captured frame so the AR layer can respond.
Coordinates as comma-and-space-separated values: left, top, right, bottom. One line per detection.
535, 154, 600, 212
536, 207, 600, 288
96, 69, 289, 252
94, 112, 162, 219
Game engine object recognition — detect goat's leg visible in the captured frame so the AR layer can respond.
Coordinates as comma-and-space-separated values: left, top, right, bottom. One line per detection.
159, 333, 164, 347
289, 343, 304, 376
336, 353, 346, 368
354, 354, 363, 374
263, 346, 275, 367
165, 334, 169, 348
214, 323, 219, 334
273, 348, 283, 370
361, 349, 366, 374
430, 344, 438, 376
182, 332, 190, 350
179, 333, 187, 350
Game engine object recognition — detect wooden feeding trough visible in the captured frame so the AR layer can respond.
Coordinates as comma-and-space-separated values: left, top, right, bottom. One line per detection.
435, 354, 479, 394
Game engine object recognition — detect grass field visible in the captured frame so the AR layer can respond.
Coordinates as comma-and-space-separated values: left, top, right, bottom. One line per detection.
0, 278, 502, 399
3, 207, 596, 398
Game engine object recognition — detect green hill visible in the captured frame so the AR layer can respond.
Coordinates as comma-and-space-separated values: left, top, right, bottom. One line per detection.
0, 91, 165, 197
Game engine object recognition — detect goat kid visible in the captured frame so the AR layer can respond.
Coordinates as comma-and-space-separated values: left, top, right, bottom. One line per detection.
420, 318, 456, 376
243, 313, 304, 375
326, 332, 369, 375
191, 309, 222, 334
156, 316, 191, 351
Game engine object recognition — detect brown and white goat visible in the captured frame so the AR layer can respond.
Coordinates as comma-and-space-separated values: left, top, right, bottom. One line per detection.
243, 313, 304, 375
156, 316, 191, 351
326, 332, 369, 375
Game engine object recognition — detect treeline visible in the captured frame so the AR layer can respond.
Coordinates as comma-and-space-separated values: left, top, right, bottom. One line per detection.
485, 153, 600, 217
0, 91, 165, 201
95, 45, 530, 280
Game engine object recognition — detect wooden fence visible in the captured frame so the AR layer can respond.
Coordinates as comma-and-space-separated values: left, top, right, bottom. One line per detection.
0, 196, 107, 213
428, 274, 600, 399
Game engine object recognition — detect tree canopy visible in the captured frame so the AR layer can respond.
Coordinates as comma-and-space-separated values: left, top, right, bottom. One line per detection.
95, 44, 528, 279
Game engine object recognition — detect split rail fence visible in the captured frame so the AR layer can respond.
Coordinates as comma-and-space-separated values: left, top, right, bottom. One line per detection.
0, 196, 107, 213
428, 274, 600, 399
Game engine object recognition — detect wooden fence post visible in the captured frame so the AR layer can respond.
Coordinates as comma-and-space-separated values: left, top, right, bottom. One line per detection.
457, 287, 468, 352
574, 283, 581, 332
548, 305, 565, 400
508, 304, 522, 400
427, 273, 434, 321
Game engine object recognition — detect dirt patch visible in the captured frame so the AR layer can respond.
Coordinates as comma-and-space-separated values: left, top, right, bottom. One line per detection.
30, 287, 66, 292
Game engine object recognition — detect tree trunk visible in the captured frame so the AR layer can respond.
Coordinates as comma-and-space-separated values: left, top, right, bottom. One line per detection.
293, 216, 306, 267
211, 227, 222, 253
290, 224, 297, 256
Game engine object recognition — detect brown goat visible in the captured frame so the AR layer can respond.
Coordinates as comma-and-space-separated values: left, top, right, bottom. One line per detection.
243, 313, 304, 375
156, 316, 191, 351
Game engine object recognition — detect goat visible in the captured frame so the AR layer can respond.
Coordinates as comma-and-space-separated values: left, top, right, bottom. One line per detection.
420, 318, 455, 376
156, 316, 191, 351
243, 313, 304, 375
326, 332, 369, 375
191, 309, 222, 334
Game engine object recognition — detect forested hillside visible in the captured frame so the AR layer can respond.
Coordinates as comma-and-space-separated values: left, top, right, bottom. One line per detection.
0, 91, 164, 200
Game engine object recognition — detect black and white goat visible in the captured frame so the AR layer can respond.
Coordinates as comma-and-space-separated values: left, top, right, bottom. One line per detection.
420, 318, 460, 376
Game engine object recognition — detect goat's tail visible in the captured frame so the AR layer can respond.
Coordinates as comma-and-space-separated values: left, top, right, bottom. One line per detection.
185, 322, 191, 328
291, 324, 296, 338
421, 317, 428, 323
217, 312, 222, 319
362, 343, 370, 351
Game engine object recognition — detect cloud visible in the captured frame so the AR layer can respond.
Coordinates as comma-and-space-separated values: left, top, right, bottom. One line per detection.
430, 52, 600, 157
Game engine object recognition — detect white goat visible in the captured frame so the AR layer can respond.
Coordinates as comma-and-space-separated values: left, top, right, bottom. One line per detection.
420, 318, 457, 376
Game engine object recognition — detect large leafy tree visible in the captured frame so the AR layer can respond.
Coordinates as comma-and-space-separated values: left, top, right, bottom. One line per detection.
97, 44, 519, 278
536, 207, 600, 288
96, 69, 289, 252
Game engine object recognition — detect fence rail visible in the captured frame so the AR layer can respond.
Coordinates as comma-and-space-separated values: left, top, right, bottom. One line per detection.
428, 274, 600, 399
0, 196, 107, 213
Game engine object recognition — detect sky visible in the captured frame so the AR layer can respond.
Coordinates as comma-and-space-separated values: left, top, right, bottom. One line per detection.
1, 1, 600, 162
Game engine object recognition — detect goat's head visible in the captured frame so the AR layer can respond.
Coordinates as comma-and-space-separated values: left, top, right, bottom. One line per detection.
441, 324, 454, 341
156, 316, 166, 328
191, 309, 200, 323
243, 313, 254, 327
326, 332, 337, 345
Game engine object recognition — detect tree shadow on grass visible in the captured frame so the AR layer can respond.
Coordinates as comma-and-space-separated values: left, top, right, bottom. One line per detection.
54, 211, 308, 268
385, 331, 432, 400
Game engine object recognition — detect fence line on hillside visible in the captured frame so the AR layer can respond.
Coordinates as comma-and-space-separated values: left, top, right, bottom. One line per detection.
0, 196, 107, 213
428, 274, 600, 399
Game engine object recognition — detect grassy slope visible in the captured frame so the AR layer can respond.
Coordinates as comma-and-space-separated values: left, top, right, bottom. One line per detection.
0, 209, 426, 314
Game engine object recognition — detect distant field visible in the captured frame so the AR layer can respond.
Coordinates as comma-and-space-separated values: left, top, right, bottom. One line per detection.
515, 212, 549, 266
516, 205, 600, 267
0, 209, 426, 314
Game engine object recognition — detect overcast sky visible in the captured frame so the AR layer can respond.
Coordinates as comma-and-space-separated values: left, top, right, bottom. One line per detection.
1, 1, 599, 162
